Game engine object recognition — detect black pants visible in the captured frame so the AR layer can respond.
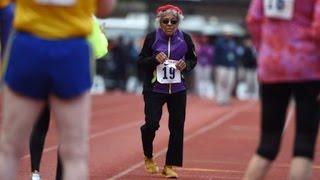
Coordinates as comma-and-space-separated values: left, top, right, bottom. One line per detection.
257, 81, 320, 160
141, 90, 186, 166
29, 105, 63, 180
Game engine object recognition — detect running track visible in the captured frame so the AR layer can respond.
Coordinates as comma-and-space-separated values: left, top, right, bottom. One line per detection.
5, 92, 319, 179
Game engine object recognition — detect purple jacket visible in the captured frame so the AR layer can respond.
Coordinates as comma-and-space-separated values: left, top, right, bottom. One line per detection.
152, 29, 188, 93
138, 29, 197, 94
196, 44, 214, 66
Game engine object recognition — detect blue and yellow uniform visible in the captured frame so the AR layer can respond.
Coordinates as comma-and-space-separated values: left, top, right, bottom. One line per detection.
0, 1, 14, 58
4, 0, 96, 99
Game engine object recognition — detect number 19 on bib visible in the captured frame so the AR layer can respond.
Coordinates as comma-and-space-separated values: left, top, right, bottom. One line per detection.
156, 60, 181, 84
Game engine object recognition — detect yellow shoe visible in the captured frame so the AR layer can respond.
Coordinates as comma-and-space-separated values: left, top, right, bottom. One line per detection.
161, 166, 178, 178
144, 157, 159, 174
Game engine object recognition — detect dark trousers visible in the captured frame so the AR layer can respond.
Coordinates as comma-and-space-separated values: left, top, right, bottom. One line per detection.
257, 81, 320, 160
141, 90, 186, 166
30, 105, 63, 180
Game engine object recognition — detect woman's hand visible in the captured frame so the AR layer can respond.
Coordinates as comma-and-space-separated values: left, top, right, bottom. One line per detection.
175, 59, 186, 71
155, 52, 168, 64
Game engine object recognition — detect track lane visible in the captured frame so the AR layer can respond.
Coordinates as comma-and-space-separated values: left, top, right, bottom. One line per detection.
8, 93, 319, 179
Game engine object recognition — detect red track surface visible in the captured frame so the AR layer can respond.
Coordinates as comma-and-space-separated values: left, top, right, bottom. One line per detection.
5, 92, 319, 179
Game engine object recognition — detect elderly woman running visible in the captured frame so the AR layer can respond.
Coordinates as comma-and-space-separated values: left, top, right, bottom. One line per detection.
138, 4, 197, 178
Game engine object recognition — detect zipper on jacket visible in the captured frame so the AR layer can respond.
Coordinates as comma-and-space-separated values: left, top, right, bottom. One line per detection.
168, 37, 172, 94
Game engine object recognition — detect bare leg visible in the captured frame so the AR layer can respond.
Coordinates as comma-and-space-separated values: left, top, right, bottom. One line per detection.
243, 154, 272, 180
289, 157, 312, 180
0, 86, 45, 180
50, 92, 90, 180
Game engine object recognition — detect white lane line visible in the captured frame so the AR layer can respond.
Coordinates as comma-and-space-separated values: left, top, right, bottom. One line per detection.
282, 106, 294, 135
176, 167, 242, 173
21, 121, 141, 160
107, 102, 256, 180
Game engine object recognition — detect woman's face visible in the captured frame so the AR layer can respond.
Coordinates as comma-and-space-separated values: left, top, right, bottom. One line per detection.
159, 14, 179, 37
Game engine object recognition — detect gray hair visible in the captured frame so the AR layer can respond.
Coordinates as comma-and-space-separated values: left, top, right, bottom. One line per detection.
155, 9, 184, 27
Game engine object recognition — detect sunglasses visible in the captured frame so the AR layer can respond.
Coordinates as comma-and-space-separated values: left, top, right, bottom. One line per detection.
161, 19, 179, 25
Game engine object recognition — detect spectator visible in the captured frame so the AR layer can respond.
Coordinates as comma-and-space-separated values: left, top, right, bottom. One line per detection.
243, 0, 320, 179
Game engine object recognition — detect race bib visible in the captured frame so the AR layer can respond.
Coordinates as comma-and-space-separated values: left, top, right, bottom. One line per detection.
156, 60, 181, 84
264, 0, 295, 20
34, 0, 76, 6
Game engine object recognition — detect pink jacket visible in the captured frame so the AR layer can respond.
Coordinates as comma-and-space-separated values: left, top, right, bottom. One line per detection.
246, 0, 320, 83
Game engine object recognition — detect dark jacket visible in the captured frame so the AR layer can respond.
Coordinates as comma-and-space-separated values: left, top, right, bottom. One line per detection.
138, 29, 197, 94
241, 46, 257, 69
214, 37, 239, 68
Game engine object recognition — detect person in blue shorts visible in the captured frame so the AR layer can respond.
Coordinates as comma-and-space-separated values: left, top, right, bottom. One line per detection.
0, 2, 63, 180
0, 0, 115, 180
29, 17, 109, 180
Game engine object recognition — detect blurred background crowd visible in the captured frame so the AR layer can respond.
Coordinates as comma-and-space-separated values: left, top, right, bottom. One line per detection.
92, 0, 258, 105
